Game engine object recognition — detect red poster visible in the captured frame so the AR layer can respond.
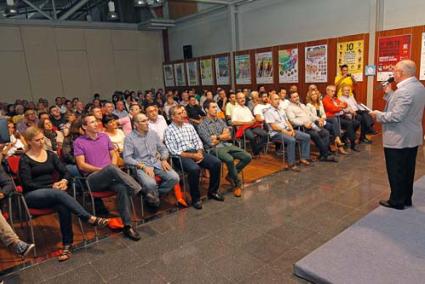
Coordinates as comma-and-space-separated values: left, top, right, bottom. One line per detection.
377, 34, 411, 81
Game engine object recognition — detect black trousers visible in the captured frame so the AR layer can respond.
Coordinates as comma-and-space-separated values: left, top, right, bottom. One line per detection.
384, 146, 418, 206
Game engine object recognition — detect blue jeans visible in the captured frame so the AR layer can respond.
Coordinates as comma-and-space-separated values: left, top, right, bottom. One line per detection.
136, 168, 179, 195
271, 131, 310, 165
25, 188, 92, 246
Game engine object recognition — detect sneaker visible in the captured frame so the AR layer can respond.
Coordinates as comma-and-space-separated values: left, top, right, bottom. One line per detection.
233, 187, 242, 197
15, 241, 35, 257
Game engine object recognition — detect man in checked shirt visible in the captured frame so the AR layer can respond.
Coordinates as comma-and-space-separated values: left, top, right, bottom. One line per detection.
198, 100, 252, 198
164, 105, 224, 210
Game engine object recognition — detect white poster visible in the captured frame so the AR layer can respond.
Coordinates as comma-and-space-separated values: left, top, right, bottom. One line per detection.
305, 44, 328, 83
420, 32, 425, 80
255, 51, 273, 84
163, 64, 175, 87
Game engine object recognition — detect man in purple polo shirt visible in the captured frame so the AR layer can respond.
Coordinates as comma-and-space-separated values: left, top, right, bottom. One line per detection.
74, 114, 145, 241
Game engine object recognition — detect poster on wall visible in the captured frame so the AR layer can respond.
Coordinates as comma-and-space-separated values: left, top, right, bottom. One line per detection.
377, 34, 411, 81
419, 32, 425, 80
235, 54, 251, 85
305, 44, 328, 83
186, 61, 199, 86
255, 51, 273, 84
215, 56, 230, 85
163, 64, 175, 87
174, 63, 186, 86
278, 48, 298, 83
200, 58, 213, 86
337, 40, 364, 82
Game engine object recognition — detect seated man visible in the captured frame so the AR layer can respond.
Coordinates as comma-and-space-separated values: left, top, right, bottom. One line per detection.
164, 105, 223, 210
253, 92, 271, 122
145, 104, 168, 143
123, 113, 179, 208
16, 109, 38, 134
231, 92, 268, 157
74, 114, 145, 241
286, 92, 337, 162
198, 100, 252, 197
265, 93, 311, 171
185, 95, 206, 126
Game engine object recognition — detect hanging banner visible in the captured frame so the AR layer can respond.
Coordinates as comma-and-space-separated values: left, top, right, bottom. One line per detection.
377, 34, 411, 81
186, 61, 199, 86
215, 56, 230, 85
419, 32, 425, 80
174, 63, 186, 86
305, 44, 328, 83
278, 48, 298, 83
235, 54, 251, 85
337, 40, 364, 82
200, 58, 213, 86
163, 64, 175, 87
255, 51, 273, 84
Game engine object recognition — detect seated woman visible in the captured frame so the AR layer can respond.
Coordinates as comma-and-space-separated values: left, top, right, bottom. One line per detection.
38, 118, 64, 153
62, 111, 77, 137
306, 89, 348, 154
61, 119, 84, 178
19, 127, 108, 262
339, 85, 375, 144
323, 85, 360, 152
2, 122, 25, 157
103, 115, 125, 167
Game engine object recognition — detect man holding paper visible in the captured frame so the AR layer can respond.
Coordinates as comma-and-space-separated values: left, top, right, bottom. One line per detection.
370, 60, 425, 210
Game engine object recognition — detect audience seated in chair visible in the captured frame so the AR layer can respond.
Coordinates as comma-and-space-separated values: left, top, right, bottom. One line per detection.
265, 93, 311, 171
164, 105, 224, 210
123, 113, 181, 208
198, 100, 252, 197
286, 92, 337, 162
19, 127, 108, 261
146, 104, 168, 143
185, 95, 206, 126
74, 114, 143, 241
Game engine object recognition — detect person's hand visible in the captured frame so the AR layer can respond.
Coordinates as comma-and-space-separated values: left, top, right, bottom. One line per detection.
304, 122, 312, 129
161, 160, 172, 171
318, 119, 324, 127
144, 166, 155, 178
369, 110, 379, 120
0, 192, 5, 200
193, 152, 204, 162
52, 180, 67, 190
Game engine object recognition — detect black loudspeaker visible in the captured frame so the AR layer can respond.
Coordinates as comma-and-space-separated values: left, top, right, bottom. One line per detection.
183, 45, 193, 59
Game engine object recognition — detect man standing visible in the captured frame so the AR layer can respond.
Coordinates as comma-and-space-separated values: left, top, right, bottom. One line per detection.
124, 113, 179, 208
164, 105, 223, 209
370, 60, 425, 210
198, 100, 252, 197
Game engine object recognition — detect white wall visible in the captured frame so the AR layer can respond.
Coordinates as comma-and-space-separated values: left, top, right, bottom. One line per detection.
0, 26, 164, 103
168, 0, 425, 60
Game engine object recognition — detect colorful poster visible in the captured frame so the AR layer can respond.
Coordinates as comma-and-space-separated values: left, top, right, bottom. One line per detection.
235, 54, 251, 85
337, 40, 364, 82
255, 51, 273, 84
305, 44, 328, 83
278, 48, 298, 83
163, 64, 175, 87
174, 63, 186, 86
377, 35, 411, 81
200, 58, 213, 86
186, 61, 199, 86
215, 56, 230, 85
419, 32, 425, 80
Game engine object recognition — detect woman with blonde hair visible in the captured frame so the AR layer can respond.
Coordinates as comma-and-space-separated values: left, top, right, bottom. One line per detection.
306, 89, 348, 154
19, 127, 108, 261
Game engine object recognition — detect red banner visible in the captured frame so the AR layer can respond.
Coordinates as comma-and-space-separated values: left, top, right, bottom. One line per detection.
377, 34, 411, 81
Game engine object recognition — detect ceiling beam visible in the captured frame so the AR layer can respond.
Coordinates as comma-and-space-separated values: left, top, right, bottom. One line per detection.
59, 0, 90, 21
172, 0, 230, 5
22, 0, 53, 20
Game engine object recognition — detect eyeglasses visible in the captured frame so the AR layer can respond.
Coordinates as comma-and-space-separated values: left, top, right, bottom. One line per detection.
136, 119, 148, 123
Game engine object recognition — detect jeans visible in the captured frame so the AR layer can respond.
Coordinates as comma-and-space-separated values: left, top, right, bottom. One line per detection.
271, 131, 310, 165
303, 128, 330, 157
0, 209, 19, 247
173, 153, 221, 202
25, 188, 92, 246
87, 165, 142, 226
356, 110, 374, 139
213, 145, 252, 187
136, 168, 179, 195
325, 117, 341, 138
340, 117, 359, 147
244, 127, 268, 155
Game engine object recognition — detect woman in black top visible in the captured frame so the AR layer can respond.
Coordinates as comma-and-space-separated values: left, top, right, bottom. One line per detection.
19, 127, 108, 261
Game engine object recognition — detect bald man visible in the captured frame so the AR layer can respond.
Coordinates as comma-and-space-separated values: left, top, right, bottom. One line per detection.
370, 60, 425, 210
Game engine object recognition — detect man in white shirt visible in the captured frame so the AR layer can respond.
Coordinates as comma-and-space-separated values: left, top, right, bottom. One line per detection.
278, 88, 290, 111
286, 92, 337, 162
146, 104, 168, 142
253, 92, 271, 122
231, 92, 268, 157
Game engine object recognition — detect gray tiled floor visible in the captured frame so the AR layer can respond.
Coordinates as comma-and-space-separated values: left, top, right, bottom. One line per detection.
3, 142, 425, 283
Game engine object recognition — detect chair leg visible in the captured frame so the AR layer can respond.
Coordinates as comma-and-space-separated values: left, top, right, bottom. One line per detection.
8, 196, 14, 231
19, 195, 36, 256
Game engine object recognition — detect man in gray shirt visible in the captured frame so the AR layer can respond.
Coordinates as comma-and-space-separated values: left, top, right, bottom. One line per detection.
370, 60, 425, 210
123, 113, 179, 208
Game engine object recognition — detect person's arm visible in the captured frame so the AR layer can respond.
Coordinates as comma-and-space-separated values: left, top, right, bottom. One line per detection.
197, 121, 213, 147
123, 136, 139, 167
164, 127, 181, 156
75, 155, 102, 173
0, 166, 13, 197
217, 120, 232, 141
155, 132, 169, 161
18, 155, 42, 191
285, 107, 304, 127
322, 97, 342, 114
110, 150, 118, 166
51, 152, 71, 182
376, 90, 413, 123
